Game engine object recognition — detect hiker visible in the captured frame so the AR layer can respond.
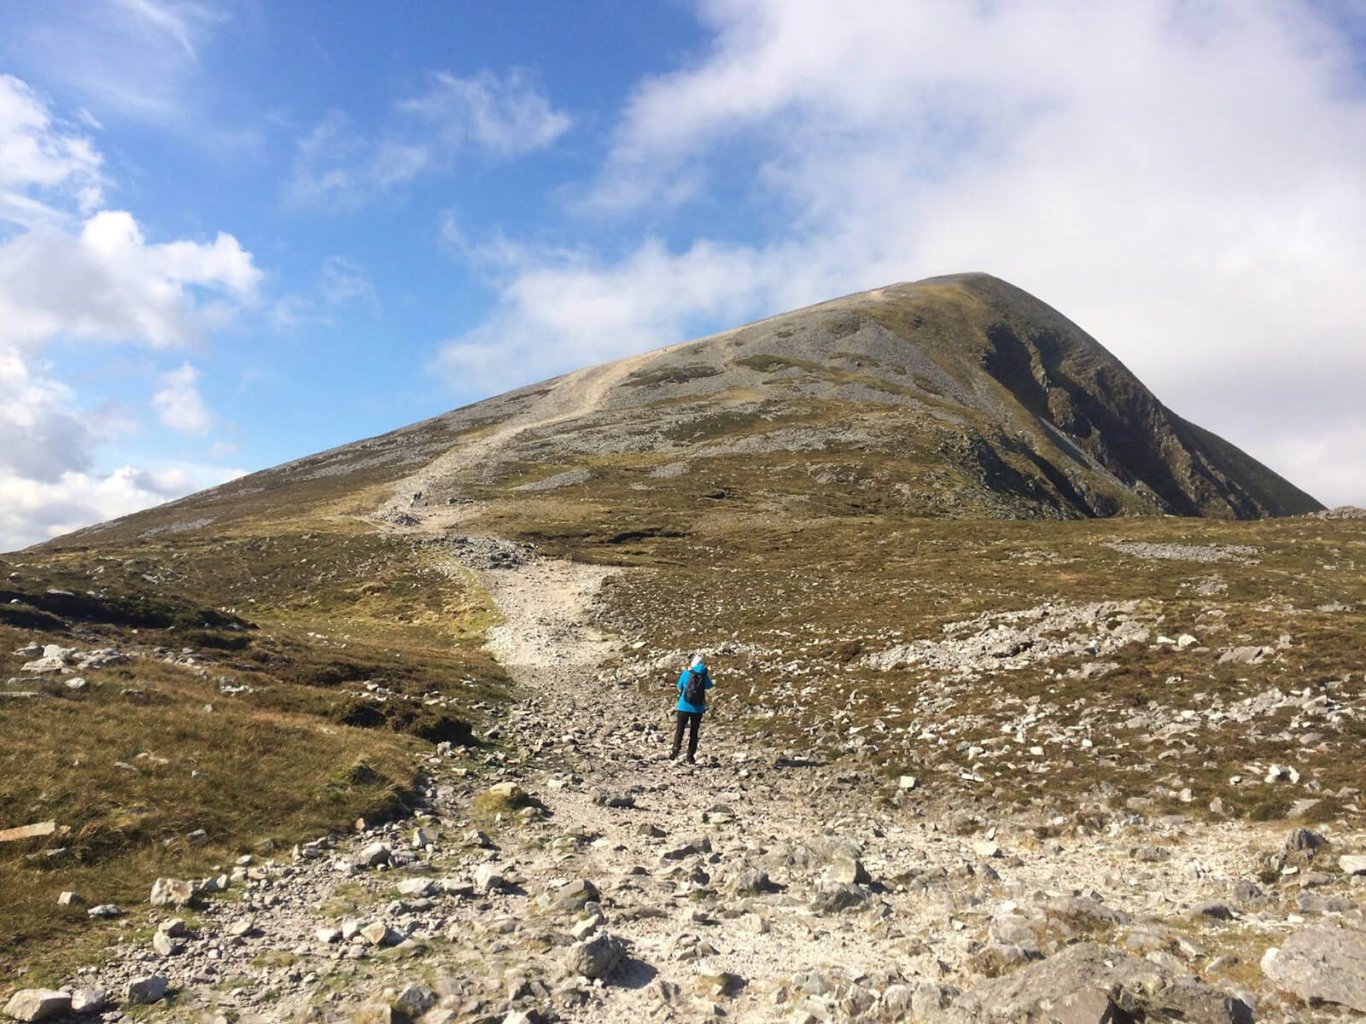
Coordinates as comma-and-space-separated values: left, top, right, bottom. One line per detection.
670, 654, 713, 763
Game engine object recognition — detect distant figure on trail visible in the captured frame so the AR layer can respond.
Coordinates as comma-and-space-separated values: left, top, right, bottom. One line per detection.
670, 654, 714, 764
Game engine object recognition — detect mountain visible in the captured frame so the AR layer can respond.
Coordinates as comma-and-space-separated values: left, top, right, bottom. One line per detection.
4, 276, 1363, 1018
50, 272, 1319, 553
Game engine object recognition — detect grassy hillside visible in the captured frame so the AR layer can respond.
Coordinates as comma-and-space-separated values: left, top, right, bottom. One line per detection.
0, 521, 510, 979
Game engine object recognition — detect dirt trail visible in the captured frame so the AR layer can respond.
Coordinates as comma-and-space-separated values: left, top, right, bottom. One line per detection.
438, 552, 1300, 1024
375, 351, 668, 533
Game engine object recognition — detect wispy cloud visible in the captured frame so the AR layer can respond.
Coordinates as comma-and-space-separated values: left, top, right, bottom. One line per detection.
289, 69, 571, 209
3, 0, 228, 122
319, 255, 379, 312
398, 70, 572, 158
268, 255, 381, 329
0, 74, 105, 226
114, 0, 215, 61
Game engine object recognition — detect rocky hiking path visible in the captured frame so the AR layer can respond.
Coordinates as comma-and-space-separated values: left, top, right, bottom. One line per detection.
373, 348, 675, 534
12, 548, 1366, 1024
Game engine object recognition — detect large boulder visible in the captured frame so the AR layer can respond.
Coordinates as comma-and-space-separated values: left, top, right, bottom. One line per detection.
551, 877, 600, 913
149, 877, 196, 907
19, 646, 75, 674
355, 841, 390, 868
1261, 921, 1366, 1012
565, 931, 626, 980
826, 853, 871, 885
2, 990, 70, 1022
810, 883, 868, 914
936, 942, 1249, 1023
124, 975, 169, 1006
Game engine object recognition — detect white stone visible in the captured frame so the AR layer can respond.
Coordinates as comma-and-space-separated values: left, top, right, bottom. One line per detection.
69, 989, 107, 1014
571, 915, 602, 939
151, 931, 178, 956
474, 863, 504, 891
150, 877, 195, 907
356, 841, 390, 867
1340, 855, 1366, 876
360, 920, 399, 946
2, 989, 71, 1022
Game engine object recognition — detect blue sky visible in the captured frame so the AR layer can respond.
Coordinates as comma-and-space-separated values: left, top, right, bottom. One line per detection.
1, 0, 1364, 548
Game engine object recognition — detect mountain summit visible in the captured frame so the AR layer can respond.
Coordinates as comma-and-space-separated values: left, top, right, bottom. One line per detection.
58, 272, 1318, 549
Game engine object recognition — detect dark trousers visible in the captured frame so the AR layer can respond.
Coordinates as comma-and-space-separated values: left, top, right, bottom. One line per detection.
671, 710, 702, 760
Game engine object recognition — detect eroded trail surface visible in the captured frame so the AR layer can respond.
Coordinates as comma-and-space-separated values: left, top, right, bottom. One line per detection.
64, 551, 1366, 1024
374, 351, 666, 534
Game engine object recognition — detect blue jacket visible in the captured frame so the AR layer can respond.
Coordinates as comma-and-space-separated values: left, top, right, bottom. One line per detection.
676, 665, 714, 714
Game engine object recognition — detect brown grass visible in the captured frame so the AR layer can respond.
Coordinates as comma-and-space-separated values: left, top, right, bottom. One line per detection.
0, 520, 513, 983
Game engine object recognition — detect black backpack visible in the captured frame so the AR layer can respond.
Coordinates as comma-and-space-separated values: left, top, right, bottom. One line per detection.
683, 668, 707, 706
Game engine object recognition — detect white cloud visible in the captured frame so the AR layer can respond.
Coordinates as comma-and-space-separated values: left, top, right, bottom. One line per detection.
0, 74, 104, 226
290, 70, 570, 208
114, 0, 214, 61
153, 362, 212, 434
0, 73, 261, 547
266, 255, 380, 328
444, 0, 1366, 506
0, 347, 94, 482
0, 461, 245, 551
0, 342, 239, 550
437, 236, 813, 395
0, 210, 260, 350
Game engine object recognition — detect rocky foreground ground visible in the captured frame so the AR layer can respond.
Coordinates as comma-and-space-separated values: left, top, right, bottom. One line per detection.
5, 549, 1366, 1024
